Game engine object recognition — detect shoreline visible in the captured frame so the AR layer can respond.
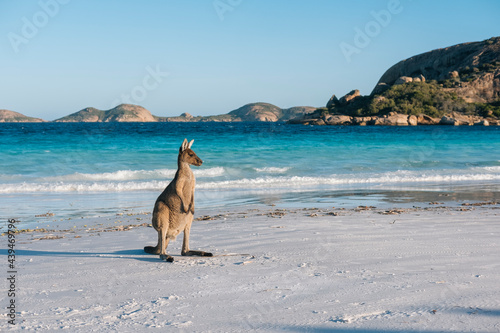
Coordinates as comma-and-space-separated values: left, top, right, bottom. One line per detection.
4, 183, 500, 231
289, 112, 500, 126
4, 201, 500, 237
1, 203, 499, 331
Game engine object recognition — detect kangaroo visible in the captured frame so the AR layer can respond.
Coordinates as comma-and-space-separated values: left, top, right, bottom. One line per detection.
144, 138, 213, 262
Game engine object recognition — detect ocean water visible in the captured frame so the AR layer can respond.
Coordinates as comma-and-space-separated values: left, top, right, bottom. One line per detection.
1, 122, 499, 227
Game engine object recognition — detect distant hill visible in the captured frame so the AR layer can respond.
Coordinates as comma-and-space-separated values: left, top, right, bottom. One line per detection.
155, 112, 234, 122
157, 103, 317, 122
0, 109, 45, 122
228, 103, 283, 121
0, 102, 317, 123
228, 103, 316, 121
54, 104, 157, 122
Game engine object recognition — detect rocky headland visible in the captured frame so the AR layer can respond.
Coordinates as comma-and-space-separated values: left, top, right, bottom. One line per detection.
291, 36, 500, 126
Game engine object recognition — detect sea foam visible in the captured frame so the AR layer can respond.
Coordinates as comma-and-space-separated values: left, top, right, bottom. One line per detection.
254, 167, 291, 173
2, 168, 499, 193
197, 172, 500, 189
35, 167, 225, 182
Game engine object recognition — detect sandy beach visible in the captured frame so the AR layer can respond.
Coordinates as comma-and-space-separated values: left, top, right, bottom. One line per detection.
2, 203, 499, 332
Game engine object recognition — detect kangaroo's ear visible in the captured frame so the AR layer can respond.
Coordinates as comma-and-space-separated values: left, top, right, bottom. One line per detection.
188, 139, 194, 149
180, 138, 188, 152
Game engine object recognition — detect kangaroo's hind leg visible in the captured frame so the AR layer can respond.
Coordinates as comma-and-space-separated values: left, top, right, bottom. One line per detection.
156, 208, 174, 262
181, 219, 213, 257
144, 211, 163, 254
144, 204, 167, 255
159, 227, 173, 262
143, 230, 161, 254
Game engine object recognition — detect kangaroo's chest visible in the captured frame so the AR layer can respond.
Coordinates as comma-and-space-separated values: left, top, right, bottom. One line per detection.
180, 171, 195, 192
167, 213, 191, 239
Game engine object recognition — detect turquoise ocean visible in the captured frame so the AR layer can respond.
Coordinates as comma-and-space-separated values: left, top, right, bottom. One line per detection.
1, 122, 499, 227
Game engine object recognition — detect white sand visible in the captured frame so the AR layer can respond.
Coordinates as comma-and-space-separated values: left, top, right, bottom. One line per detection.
2, 205, 500, 332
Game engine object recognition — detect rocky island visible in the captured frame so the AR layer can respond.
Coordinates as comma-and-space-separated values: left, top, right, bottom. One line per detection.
0, 103, 316, 123
54, 104, 157, 122
155, 103, 316, 122
0, 109, 45, 123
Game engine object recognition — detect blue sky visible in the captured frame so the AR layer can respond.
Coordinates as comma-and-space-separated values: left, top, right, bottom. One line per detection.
1, 0, 499, 120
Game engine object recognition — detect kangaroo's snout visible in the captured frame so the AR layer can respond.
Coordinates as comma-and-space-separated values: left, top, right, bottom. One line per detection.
182, 149, 202, 166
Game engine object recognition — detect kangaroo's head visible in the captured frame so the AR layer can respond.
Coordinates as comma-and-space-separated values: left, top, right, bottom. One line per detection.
179, 138, 203, 166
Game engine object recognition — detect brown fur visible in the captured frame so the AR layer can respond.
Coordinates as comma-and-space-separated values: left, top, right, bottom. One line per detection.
144, 139, 212, 262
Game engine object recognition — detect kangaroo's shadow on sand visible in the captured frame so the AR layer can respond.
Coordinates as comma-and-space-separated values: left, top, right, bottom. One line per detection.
0, 248, 163, 263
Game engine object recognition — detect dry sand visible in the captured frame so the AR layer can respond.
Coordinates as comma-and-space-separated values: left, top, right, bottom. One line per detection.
1, 204, 500, 332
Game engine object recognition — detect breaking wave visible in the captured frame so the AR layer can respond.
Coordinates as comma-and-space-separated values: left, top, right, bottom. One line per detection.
254, 167, 291, 173
197, 171, 500, 189
1, 168, 499, 194
35, 167, 225, 182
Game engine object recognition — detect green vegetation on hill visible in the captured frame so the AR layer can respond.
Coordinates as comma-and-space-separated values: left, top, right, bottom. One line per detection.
475, 100, 500, 118
368, 81, 470, 117
455, 61, 500, 84
324, 80, 500, 119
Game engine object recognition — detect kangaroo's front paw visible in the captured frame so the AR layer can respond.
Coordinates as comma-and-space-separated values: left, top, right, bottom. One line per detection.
160, 254, 174, 262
